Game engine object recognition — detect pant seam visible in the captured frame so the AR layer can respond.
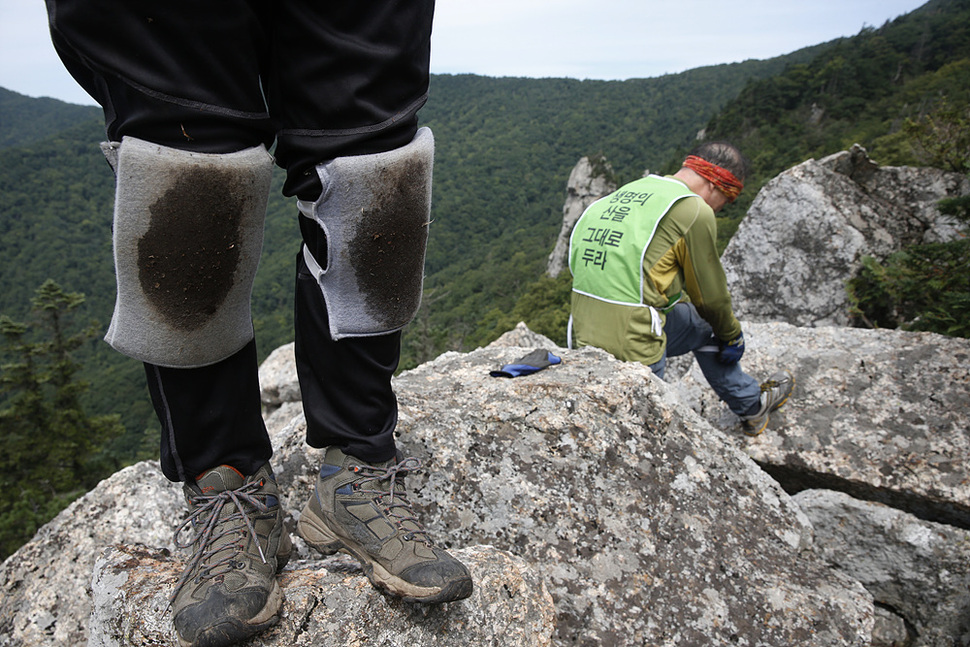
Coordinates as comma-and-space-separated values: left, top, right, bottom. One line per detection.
277, 94, 427, 138
150, 364, 187, 483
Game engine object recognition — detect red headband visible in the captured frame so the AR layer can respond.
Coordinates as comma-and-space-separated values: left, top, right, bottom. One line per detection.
682, 155, 744, 202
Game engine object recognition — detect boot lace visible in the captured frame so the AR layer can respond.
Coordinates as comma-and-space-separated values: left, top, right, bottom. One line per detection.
169, 478, 272, 605
761, 378, 780, 392
349, 457, 433, 546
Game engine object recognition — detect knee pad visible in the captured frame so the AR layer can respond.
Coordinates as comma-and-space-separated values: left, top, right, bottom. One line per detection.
101, 136, 273, 367
297, 127, 433, 340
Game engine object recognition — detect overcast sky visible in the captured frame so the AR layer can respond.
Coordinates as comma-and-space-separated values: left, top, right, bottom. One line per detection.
1, 0, 928, 107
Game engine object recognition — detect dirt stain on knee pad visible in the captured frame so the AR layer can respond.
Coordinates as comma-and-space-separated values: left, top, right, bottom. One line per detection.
348, 156, 430, 328
138, 168, 248, 331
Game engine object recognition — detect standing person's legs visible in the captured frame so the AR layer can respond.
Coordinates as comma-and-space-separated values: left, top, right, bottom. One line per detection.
47, 3, 291, 646
267, 0, 436, 460
268, 0, 472, 603
659, 303, 761, 416
47, 0, 277, 482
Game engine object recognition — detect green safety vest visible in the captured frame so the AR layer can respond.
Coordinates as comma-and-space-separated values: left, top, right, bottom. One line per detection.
569, 175, 695, 306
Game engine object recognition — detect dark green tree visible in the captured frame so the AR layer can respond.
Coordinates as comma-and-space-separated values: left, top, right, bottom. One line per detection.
903, 95, 970, 173
0, 280, 123, 559
847, 238, 970, 338
847, 93, 970, 339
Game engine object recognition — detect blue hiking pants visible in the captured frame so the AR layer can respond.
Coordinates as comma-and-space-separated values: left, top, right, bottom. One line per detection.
649, 303, 761, 416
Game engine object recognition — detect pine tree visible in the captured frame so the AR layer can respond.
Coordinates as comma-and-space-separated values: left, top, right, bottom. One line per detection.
0, 280, 123, 559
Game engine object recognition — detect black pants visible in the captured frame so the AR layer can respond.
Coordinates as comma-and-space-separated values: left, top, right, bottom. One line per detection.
48, 0, 433, 481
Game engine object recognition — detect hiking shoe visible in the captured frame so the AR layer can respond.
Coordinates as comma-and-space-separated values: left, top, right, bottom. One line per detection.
171, 464, 292, 647
297, 447, 473, 604
741, 370, 795, 436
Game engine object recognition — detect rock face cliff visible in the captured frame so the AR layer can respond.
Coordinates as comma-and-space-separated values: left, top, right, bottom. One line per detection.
721, 145, 969, 327
546, 154, 617, 278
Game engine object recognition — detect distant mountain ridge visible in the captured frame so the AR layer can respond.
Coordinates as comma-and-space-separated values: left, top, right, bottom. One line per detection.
0, 87, 101, 150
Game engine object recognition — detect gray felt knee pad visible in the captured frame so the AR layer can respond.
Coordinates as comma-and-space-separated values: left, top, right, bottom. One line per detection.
101, 136, 273, 367
297, 127, 433, 339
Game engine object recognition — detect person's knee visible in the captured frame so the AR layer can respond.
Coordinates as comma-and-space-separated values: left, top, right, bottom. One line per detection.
103, 137, 273, 367
296, 128, 434, 340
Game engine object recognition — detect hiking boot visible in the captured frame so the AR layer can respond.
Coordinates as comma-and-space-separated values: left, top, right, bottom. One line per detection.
741, 370, 795, 436
297, 447, 473, 604
171, 463, 292, 647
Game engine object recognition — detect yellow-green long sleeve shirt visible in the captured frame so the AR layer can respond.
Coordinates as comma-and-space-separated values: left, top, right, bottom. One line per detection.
569, 175, 741, 366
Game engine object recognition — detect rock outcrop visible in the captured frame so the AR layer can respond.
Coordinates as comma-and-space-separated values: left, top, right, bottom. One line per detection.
721, 145, 969, 326
0, 462, 181, 646
546, 154, 617, 278
793, 489, 970, 647
89, 544, 555, 647
670, 322, 970, 530
3, 147, 969, 647
0, 382, 554, 647
3, 326, 900, 647
3, 320, 968, 646
390, 338, 874, 646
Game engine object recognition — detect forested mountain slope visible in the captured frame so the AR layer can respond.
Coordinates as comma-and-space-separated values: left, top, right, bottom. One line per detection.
0, 87, 101, 149
706, 0, 970, 208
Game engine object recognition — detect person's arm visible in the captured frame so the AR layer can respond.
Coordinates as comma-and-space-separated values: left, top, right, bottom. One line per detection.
676, 198, 742, 342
